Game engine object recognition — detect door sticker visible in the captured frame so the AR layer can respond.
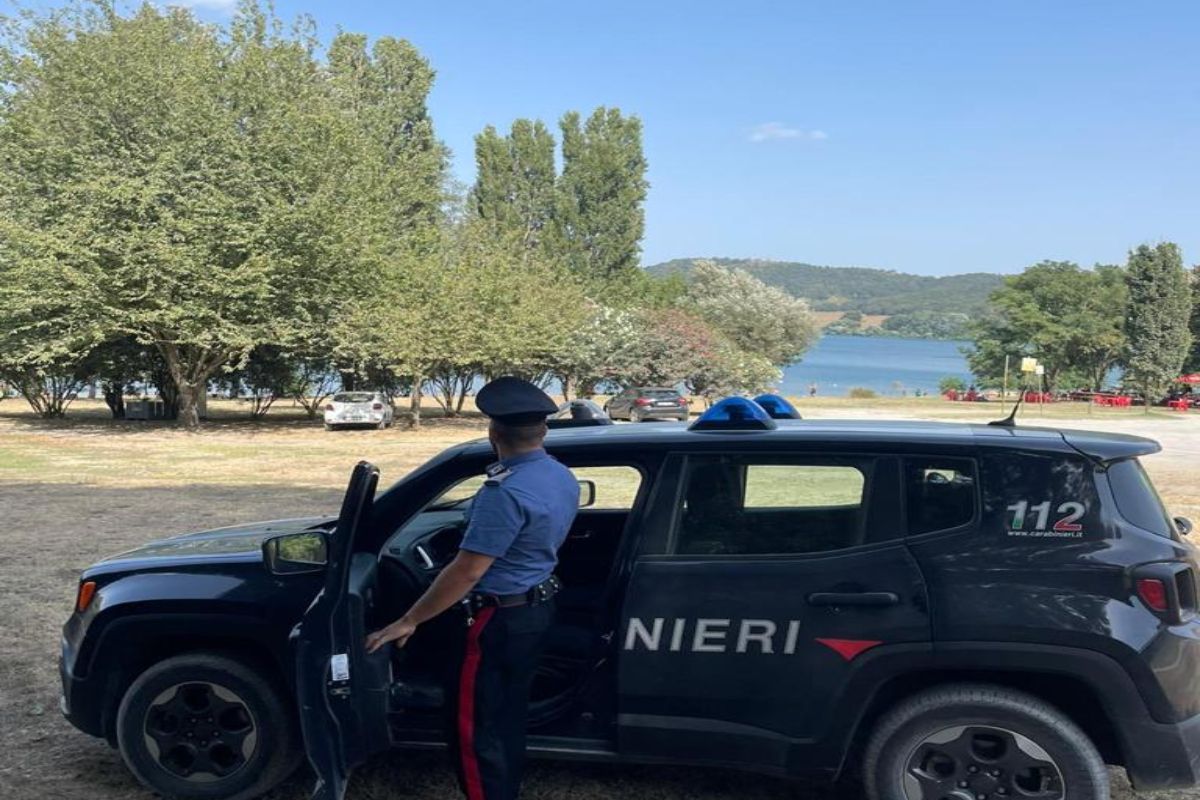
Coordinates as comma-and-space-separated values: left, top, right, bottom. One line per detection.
330, 653, 350, 681
1006, 500, 1087, 538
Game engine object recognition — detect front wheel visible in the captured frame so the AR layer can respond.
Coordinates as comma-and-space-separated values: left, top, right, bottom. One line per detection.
863, 684, 1108, 800
116, 653, 301, 800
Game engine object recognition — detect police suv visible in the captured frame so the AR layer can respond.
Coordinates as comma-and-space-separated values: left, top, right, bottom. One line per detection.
60, 396, 1200, 800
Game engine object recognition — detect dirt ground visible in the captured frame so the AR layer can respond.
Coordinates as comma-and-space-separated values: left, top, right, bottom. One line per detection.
1, 397, 1198, 799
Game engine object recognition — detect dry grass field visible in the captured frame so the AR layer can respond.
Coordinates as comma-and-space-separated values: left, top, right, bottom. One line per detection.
1, 395, 1198, 799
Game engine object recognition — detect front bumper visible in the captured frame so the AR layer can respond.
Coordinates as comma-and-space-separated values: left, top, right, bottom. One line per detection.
59, 634, 107, 738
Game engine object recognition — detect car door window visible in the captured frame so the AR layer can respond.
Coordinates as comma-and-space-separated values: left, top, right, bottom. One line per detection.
675, 456, 873, 555
903, 457, 977, 534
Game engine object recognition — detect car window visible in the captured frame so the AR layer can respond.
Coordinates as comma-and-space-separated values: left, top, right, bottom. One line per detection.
675, 456, 872, 556
571, 465, 643, 509
333, 392, 374, 403
904, 457, 977, 534
982, 452, 1102, 540
1107, 458, 1174, 537
743, 464, 864, 508
424, 465, 642, 511
642, 389, 680, 399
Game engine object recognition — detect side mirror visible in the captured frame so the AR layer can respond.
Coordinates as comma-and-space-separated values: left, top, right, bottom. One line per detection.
263, 531, 329, 575
578, 479, 597, 509
1175, 517, 1193, 536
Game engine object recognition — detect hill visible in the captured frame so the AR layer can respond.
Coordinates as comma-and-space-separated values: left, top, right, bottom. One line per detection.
646, 258, 1003, 316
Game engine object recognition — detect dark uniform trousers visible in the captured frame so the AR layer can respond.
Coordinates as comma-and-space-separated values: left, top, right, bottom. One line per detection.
447, 599, 555, 800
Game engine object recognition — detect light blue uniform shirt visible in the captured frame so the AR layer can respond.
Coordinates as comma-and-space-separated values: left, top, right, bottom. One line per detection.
460, 449, 580, 596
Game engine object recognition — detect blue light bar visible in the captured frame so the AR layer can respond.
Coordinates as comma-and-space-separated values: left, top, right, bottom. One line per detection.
689, 396, 777, 431
753, 393, 802, 420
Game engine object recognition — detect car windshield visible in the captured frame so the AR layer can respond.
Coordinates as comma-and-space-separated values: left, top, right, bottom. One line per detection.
642, 389, 680, 399
333, 392, 375, 403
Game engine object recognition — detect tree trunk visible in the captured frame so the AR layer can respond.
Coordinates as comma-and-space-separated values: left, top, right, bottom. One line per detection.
408, 379, 422, 429
560, 375, 572, 402
103, 382, 126, 419
177, 383, 201, 430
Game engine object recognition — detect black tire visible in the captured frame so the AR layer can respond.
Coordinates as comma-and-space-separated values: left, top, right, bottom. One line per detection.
863, 683, 1108, 800
116, 653, 302, 800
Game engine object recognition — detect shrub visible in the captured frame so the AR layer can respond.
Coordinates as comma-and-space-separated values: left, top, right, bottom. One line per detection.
848, 387, 877, 399
938, 375, 967, 394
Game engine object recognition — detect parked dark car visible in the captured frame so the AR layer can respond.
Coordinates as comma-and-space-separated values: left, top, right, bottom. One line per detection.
603, 386, 690, 421
61, 397, 1200, 800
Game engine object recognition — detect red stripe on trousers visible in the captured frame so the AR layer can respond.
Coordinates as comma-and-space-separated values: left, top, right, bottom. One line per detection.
458, 606, 496, 800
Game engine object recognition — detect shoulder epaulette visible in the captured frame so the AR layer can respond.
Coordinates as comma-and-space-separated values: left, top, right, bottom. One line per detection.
484, 461, 513, 486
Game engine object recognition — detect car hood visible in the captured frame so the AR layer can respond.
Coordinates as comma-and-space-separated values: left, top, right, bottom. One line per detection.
95, 517, 333, 566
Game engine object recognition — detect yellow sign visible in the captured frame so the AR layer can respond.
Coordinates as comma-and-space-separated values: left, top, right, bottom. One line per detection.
1020, 357, 1039, 373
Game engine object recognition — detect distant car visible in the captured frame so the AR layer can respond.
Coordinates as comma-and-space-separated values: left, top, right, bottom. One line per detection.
604, 387, 689, 422
323, 392, 393, 430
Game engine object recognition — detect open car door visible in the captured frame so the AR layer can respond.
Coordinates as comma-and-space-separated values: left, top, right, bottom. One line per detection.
295, 461, 393, 800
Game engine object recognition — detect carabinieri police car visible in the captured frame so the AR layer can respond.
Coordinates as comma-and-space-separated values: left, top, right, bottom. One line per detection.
60, 396, 1200, 800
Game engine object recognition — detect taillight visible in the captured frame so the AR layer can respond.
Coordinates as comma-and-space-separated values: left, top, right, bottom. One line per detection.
678, 397, 689, 406
76, 581, 97, 613
1133, 563, 1197, 622
1137, 578, 1168, 612
635, 398, 652, 406
325, 404, 334, 411
372, 403, 383, 410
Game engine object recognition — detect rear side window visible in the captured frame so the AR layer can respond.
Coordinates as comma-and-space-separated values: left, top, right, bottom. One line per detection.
1107, 458, 1174, 537
982, 452, 1102, 540
904, 458, 977, 534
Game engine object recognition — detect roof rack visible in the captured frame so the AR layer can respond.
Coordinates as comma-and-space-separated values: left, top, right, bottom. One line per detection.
689, 397, 777, 431
752, 393, 802, 420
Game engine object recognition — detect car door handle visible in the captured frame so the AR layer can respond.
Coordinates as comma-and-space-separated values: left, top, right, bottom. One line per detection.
806, 592, 899, 607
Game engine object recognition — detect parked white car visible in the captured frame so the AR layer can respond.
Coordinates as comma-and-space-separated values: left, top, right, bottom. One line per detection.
324, 391, 394, 430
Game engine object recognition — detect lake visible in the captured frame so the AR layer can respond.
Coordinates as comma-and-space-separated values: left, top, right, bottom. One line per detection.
780, 335, 973, 397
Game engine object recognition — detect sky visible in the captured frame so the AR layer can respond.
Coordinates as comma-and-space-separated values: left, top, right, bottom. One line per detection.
9, 1, 1200, 275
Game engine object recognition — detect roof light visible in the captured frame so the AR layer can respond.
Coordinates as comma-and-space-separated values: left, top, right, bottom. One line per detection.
689, 397, 777, 431
753, 393, 802, 420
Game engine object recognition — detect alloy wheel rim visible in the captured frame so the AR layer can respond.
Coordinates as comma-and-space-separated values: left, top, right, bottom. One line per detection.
902, 724, 1064, 800
142, 681, 258, 783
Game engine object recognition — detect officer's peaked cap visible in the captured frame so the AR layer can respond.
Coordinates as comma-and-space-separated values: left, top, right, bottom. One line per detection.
476, 376, 557, 425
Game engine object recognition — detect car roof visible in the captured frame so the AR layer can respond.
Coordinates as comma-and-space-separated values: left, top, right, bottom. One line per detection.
454, 418, 1160, 462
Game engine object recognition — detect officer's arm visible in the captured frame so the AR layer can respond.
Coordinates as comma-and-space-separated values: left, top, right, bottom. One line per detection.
365, 551, 494, 653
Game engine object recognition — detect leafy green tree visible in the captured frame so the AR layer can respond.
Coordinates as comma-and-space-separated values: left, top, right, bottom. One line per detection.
471, 120, 557, 249
683, 260, 817, 367
938, 375, 967, 394
968, 261, 1127, 391
0, 4, 443, 429
1185, 265, 1200, 373
556, 107, 648, 285
1124, 243, 1193, 404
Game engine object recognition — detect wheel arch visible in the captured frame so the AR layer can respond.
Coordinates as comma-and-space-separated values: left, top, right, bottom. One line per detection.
819, 642, 1158, 782
92, 616, 292, 745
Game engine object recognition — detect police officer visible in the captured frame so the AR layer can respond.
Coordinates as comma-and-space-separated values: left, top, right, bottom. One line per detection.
366, 376, 579, 800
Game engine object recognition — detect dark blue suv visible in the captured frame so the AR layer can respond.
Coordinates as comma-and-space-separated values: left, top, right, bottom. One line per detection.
60, 399, 1200, 800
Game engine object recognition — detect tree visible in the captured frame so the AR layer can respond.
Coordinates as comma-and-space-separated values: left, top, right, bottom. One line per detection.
1124, 243, 1193, 404
0, 4, 443, 429
556, 107, 648, 285
470, 120, 557, 250
968, 261, 1128, 391
683, 260, 817, 368
1186, 265, 1200, 373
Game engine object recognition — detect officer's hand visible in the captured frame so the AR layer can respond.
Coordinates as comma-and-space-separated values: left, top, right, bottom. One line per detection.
366, 618, 417, 653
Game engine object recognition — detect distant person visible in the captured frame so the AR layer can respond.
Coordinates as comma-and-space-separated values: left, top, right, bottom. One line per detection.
809, 383, 817, 398
965, 385, 978, 402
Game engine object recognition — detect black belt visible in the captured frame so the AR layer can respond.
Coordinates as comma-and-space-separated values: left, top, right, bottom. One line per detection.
468, 575, 561, 611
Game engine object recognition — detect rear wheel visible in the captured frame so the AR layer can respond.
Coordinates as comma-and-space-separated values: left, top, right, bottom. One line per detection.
863, 684, 1108, 800
116, 653, 301, 800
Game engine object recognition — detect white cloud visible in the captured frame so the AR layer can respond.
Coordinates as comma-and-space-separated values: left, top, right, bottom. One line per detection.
748, 122, 828, 143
